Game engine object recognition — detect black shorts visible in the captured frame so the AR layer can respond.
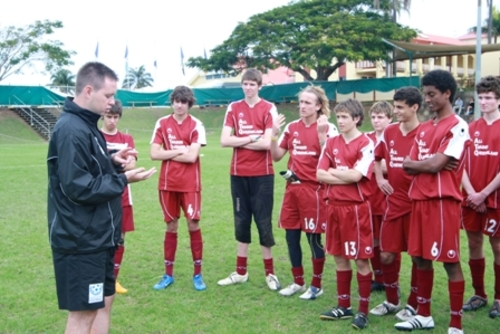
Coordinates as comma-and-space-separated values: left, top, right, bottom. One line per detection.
52, 248, 115, 311
230, 175, 275, 247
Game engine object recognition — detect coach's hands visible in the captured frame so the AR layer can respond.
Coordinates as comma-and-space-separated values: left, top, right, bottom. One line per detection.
112, 147, 138, 167
125, 167, 157, 183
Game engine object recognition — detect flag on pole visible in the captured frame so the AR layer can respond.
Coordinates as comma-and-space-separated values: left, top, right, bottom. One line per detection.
180, 46, 185, 76
154, 60, 157, 68
94, 42, 99, 59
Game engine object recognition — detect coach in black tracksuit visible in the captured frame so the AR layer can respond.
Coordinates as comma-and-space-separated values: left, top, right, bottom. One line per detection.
47, 62, 155, 333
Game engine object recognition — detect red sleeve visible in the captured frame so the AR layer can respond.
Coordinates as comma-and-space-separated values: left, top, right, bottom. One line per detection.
224, 106, 235, 128
317, 141, 333, 171
152, 120, 165, 146
374, 140, 385, 161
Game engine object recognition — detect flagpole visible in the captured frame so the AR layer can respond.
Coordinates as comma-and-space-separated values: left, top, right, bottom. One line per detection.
124, 45, 129, 90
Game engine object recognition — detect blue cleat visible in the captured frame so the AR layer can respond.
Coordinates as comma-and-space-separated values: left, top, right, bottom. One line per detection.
153, 274, 174, 290
193, 274, 207, 291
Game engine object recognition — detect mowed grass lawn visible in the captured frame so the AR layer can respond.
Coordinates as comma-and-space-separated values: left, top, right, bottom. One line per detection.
0, 105, 497, 333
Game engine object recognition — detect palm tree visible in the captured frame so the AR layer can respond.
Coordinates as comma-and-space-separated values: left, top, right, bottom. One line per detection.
49, 68, 75, 94
372, 0, 412, 76
469, 4, 500, 44
373, 0, 412, 21
123, 65, 154, 90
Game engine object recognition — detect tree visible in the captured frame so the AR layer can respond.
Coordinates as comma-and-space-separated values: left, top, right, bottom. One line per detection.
122, 65, 154, 89
469, 4, 500, 44
187, 0, 416, 81
0, 20, 75, 82
49, 68, 75, 94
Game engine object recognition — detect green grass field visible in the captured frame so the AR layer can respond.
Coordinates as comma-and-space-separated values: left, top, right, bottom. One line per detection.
0, 106, 497, 333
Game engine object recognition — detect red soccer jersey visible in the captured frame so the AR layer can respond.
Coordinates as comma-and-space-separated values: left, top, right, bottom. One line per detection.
463, 117, 500, 208
318, 133, 374, 203
223, 99, 277, 176
375, 123, 420, 220
366, 131, 386, 215
278, 119, 338, 182
151, 114, 206, 192
408, 115, 469, 201
102, 131, 135, 207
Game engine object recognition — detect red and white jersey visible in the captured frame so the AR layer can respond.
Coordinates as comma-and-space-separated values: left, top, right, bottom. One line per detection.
278, 119, 338, 183
366, 131, 386, 215
223, 99, 277, 176
102, 131, 135, 207
151, 114, 206, 192
463, 117, 500, 208
375, 123, 420, 220
318, 133, 374, 203
409, 115, 469, 201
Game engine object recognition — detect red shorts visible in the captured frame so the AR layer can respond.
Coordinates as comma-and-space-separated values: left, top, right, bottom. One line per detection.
372, 215, 382, 240
380, 213, 410, 253
462, 206, 500, 238
279, 183, 327, 234
159, 191, 201, 222
122, 206, 135, 232
409, 199, 461, 263
325, 201, 374, 259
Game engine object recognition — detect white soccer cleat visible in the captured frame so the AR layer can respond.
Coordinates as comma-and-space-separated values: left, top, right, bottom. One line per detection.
266, 274, 281, 291
279, 282, 306, 296
299, 286, 324, 300
370, 300, 402, 316
217, 272, 248, 286
394, 315, 434, 331
448, 327, 464, 334
395, 304, 417, 322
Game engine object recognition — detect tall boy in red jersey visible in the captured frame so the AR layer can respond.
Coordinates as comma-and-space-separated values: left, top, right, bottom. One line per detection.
150, 86, 207, 291
101, 100, 136, 295
218, 69, 281, 291
317, 98, 375, 330
395, 70, 469, 334
270, 85, 337, 299
369, 87, 422, 321
461, 76, 500, 319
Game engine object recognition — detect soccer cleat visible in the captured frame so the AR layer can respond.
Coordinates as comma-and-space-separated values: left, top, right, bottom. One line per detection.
299, 286, 324, 300
370, 300, 401, 316
217, 272, 249, 286
448, 327, 464, 334
115, 281, 128, 294
371, 280, 385, 292
352, 312, 369, 330
192, 274, 207, 291
266, 274, 281, 291
394, 315, 435, 331
395, 304, 417, 322
462, 295, 488, 312
319, 306, 354, 320
489, 299, 500, 318
279, 282, 306, 296
153, 274, 174, 290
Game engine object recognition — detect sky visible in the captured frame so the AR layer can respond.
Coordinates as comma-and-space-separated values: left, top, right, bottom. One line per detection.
0, 0, 497, 90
